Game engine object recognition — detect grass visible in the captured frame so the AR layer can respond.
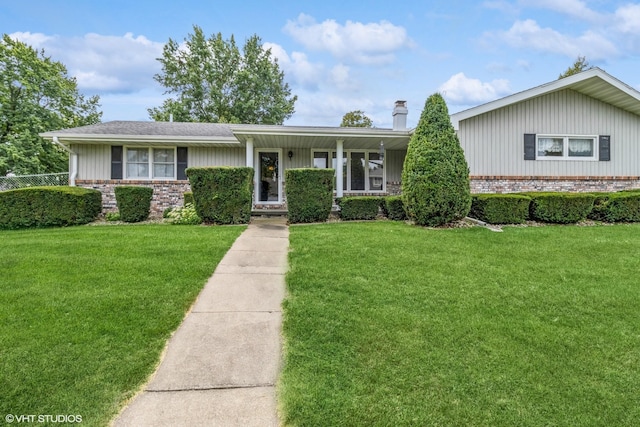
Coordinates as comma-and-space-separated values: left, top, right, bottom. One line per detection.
280, 222, 640, 426
0, 224, 244, 426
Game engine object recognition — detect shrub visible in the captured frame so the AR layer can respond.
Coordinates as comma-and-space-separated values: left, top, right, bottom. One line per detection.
186, 167, 253, 224
285, 168, 334, 223
105, 211, 121, 221
589, 192, 640, 222
470, 194, 531, 224
339, 196, 381, 221
184, 191, 194, 206
166, 203, 202, 225
114, 186, 153, 223
401, 93, 471, 226
0, 186, 102, 229
524, 192, 595, 224
384, 196, 407, 221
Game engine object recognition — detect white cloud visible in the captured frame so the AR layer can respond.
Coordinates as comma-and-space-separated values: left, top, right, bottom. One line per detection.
9, 31, 163, 93
439, 72, 511, 105
283, 13, 411, 65
485, 19, 618, 60
615, 4, 640, 34
263, 42, 324, 90
520, 0, 602, 22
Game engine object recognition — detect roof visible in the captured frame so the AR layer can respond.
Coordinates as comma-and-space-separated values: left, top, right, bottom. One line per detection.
41, 121, 412, 150
450, 68, 640, 130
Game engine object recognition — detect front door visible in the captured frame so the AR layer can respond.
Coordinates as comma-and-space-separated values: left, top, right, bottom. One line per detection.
257, 150, 281, 203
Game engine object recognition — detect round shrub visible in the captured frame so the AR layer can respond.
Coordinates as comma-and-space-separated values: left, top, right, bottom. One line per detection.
114, 186, 153, 223
166, 203, 202, 225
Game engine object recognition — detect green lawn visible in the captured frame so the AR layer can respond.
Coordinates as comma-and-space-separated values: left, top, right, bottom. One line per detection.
0, 224, 244, 426
280, 222, 640, 426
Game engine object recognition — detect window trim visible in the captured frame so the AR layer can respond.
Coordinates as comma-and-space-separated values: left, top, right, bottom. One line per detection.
311, 149, 386, 193
536, 134, 598, 161
124, 146, 178, 180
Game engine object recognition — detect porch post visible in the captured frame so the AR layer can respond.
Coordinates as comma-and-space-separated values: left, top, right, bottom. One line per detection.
336, 139, 344, 197
246, 137, 254, 168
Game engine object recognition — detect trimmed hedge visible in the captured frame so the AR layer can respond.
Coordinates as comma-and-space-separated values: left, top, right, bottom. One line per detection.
0, 186, 102, 229
524, 192, 595, 224
384, 196, 407, 221
285, 168, 334, 223
589, 192, 640, 222
114, 186, 153, 223
184, 191, 194, 206
186, 167, 253, 224
470, 194, 531, 224
339, 196, 381, 221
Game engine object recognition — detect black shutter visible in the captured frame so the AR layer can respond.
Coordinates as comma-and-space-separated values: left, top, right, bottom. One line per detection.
177, 147, 188, 180
599, 135, 610, 161
111, 146, 123, 179
524, 134, 536, 160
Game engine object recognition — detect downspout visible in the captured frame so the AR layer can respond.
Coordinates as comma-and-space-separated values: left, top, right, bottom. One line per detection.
52, 136, 77, 186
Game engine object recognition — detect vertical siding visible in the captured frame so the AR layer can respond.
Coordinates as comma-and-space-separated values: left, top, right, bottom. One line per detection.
188, 147, 245, 167
386, 150, 406, 182
73, 144, 111, 180
459, 89, 640, 176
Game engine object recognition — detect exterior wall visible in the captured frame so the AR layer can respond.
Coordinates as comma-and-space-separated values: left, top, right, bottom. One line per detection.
470, 176, 640, 193
76, 179, 191, 216
458, 89, 640, 177
72, 144, 111, 180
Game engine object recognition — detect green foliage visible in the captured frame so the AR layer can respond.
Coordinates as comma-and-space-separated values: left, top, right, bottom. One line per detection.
166, 203, 202, 225
559, 56, 592, 79
589, 192, 640, 222
0, 34, 101, 175
384, 196, 407, 220
186, 166, 253, 224
339, 196, 381, 220
105, 211, 121, 221
183, 191, 194, 206
149, 25, 297, 124
340, 110, 373, 127
525, 192, 595, 224
470, 194, 531, 224
114, 186, 153, 223
401, 93, 471, 226
0, 186, 101, 229
285, 168, 334, 223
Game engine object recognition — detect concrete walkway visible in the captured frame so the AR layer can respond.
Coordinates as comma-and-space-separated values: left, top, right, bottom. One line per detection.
113, 217, 288, 427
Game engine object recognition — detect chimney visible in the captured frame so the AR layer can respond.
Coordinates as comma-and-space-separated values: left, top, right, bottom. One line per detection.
392, 100, 407, 130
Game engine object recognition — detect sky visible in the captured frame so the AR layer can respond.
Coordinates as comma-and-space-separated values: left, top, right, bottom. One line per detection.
2, 0, 640, 129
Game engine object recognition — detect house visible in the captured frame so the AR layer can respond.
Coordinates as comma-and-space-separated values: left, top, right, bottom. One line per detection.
41, 102, 412, 214
40, 68, 640, 215
451, 67, 640, 194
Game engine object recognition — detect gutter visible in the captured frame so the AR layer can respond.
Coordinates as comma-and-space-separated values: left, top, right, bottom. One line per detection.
52, 137, 77, 186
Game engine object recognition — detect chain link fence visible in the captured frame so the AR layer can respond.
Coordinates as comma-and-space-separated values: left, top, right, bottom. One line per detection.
0, 173, 69, 191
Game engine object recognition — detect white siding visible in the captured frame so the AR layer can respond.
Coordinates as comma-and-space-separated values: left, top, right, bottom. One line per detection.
386, 150, 406, 182
188, 147, 245, 167
459, 89, 640, 176
72, 144, 111, 180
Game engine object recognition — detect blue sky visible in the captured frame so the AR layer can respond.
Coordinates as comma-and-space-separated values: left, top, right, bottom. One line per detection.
3, 0, 640, 128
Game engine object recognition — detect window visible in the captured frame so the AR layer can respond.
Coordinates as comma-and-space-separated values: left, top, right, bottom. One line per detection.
536, 135, 597, 160
125, 147, 177, 179
313, 150, 385, 192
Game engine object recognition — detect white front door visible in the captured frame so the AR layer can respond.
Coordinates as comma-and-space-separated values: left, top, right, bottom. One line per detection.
255, 149, 282, 203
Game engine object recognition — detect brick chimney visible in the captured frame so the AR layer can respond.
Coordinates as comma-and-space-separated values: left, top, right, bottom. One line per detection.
392, 100, 407, 130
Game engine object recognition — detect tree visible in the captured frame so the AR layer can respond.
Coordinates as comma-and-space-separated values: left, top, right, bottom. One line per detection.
0, 34, 101, 176
559, 56, 592, 79
401, 93, 471, 226
340, 110, 373, 127
149, 26, 297, 124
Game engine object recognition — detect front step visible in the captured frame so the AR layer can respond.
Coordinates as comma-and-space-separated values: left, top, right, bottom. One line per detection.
251, 209, 288, 217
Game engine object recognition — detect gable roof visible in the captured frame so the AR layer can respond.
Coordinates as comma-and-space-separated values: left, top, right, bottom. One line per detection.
450, 68, 640, 130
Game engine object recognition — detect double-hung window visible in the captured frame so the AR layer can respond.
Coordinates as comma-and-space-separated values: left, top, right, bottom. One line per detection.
125, 147, 176, 179
312, 150, 385, 192
537, 135, 597, 161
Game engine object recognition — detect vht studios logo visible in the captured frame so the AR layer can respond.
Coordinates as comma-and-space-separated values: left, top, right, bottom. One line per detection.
5, 414, 83, 423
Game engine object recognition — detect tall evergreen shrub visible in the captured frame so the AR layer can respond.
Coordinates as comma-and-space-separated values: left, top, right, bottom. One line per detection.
401, 93, 471, 226
186, 166, 253, 224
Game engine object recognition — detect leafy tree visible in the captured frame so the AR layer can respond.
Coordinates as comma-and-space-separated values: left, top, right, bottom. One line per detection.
401, 93, 471, 226
340, 110, 373, 127
0, 34, 101, 176
149, 25, 297, 124
559, 56, 592, 79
